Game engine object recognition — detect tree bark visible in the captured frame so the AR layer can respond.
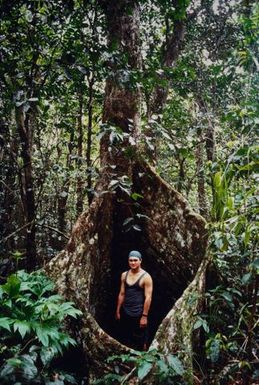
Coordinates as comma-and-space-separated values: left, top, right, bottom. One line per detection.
76, 89, 84, 216
205, 120, 216, 163
46, 160, 208, 382
86, 74, 94, 205
45, 1, 208, 383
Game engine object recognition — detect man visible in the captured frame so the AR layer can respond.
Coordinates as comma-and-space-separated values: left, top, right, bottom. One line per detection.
115, 250, 153, 350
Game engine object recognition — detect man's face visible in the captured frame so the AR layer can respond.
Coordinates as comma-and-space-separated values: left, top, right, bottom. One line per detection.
128, 257, 141, 270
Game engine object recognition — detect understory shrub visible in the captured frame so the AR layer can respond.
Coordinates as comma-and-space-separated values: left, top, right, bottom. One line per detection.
0, 270, 82, 384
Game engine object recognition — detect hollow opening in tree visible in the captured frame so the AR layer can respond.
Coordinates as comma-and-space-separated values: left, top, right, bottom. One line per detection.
46, 160, 207, 381
90, 180, 200, 348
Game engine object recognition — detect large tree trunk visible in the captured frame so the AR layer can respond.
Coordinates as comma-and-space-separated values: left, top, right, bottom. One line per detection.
46, 160, 208, 382
46, 1, 208, 383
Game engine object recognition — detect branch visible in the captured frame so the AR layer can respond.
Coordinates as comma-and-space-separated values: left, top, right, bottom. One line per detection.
121, 366, 136, 384
0, 221, 34, 244
0, 220, 69, 245
40, 224, 69, 240
149, 12, 186, 117
0, 179, 15, 194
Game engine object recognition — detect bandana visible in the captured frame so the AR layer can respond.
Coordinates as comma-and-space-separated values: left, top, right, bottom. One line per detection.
128, 250, 142, 260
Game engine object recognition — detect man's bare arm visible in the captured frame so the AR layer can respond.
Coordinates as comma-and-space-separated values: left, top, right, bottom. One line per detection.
140, 274, 153, 327
115, 272, 126, 320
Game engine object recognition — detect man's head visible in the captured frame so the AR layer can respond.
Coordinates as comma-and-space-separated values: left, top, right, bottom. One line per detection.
128, 250, 142, 271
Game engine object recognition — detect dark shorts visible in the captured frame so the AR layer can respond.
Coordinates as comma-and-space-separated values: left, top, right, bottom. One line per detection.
119, 308, 149, 351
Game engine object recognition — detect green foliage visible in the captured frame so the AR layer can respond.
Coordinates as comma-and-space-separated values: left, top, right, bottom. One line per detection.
0, 0, 258, 384
202, 138, 258, 382
0, 270, 82, 384
186, 4, 259, 381
95, 349, 186, 384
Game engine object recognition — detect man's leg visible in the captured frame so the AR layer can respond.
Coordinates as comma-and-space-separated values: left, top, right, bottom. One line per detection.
132, 318, 148, 351
119, 309, 135, 348
119, 310, 148, 350
143, 327, 149, 351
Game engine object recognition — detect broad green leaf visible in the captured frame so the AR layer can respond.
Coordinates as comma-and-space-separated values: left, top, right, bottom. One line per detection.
3, 299, 12, 308
0, 362, 15, 377
238, 360, 251, 369
7, 357, 23, 367
166, 354, 184, 375
137, 361, 153, 380
13, 320, 31, 339
3, 275, 21, 297
40, 346, 56, 366
0, 317, 13, 331
233, 221, 244, 236
241, 272, 252, 285
229, 288, 242, 297
193, 319, 203, 330
220, 291, 233, 303
35, 326, 50, 347
108, 180, 119, 190
61, 308, 82, 318
131, 192, 143, 201
226, 196, 234, 210
208, 339, 221, 363
251, 258, 259, 272
20, 354, 38, 379
243, 227, 251, 246
213, 171, 222, 188
62, 373, 77, 384
157, 359, 168, 373
194, 318, 209, 332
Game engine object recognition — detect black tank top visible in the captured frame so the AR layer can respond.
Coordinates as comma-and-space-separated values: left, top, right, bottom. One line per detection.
123, 271, 147, 317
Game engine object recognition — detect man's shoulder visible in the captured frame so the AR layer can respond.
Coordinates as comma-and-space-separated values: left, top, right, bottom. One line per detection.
143, 271, 152, 282
121, 271, 128, 279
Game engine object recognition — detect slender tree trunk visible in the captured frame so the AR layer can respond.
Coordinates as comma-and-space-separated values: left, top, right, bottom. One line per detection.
197, 99, 215, 219
150, 20, 186, 116
57, 183, 69, 236
0, 121, 17, 254
86, 75, 94, 205
205, 111, 216, 221
247, 267, 258, 363
15, 107, 37, 270
177, 157, 186, 193
205, 120, 216, 162
76, 89, 84, 216
145, 12, 186, 162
